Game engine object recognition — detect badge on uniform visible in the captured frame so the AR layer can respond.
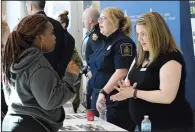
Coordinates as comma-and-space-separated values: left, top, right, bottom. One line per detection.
120, 43, 132, 56
92, 33, 98, 41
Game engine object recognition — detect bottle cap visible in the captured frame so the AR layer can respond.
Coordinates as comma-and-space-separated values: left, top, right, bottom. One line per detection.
144, 115, 149, 118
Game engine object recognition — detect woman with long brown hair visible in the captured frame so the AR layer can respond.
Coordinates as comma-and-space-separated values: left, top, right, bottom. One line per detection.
111, 12, 194, 132
2, 14, 75, 132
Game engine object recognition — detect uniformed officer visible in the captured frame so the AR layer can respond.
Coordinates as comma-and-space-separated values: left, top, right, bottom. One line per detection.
89, 7, 136, 131
82, 8, 104, 109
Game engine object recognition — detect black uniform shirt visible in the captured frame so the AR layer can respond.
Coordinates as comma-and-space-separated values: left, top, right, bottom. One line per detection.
88, 29, 136, 90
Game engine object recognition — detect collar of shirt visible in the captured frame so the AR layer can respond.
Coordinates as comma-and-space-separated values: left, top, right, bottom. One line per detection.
85, 31, 91, 37
85, 24, 98, 37
91, 24, 99, 33
36, 11, 47, 16
104, 29, 120, 44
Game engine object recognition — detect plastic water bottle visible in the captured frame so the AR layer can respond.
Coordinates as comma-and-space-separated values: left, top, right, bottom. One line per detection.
141, 115, 151, 132
99, 103, 107, 121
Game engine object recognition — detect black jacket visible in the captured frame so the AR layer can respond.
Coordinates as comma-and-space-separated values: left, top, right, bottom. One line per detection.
37, 11, 66, 79
63, 29, 75, 72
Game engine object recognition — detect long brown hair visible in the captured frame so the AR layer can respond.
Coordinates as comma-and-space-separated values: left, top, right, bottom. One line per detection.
2, 14, 49, 83
135, 12, 181, 67
102, 7, 132, 36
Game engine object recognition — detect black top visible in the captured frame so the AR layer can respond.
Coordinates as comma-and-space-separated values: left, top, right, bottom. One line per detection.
128, 51, 193, 130
37, 11, 66, 79
88, 29, 137, 90
63, 29, 75, 72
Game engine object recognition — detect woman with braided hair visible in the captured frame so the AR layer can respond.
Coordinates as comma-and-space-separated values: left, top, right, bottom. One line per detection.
1, 19, 10, 124
2, 14, 76, 132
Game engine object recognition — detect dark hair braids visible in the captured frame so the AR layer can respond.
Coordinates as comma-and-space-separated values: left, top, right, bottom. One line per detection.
2, 14, 49, 83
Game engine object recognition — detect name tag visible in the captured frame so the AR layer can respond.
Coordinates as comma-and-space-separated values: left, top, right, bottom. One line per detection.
140, 68, 147, 71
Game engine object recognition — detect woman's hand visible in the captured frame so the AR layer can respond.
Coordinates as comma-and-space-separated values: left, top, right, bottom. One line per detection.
66, 60, 80, 75
110, 79, 137, 101
96, 93, 106, 112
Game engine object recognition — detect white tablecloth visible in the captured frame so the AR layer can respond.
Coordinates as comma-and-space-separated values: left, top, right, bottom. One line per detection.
58, 113, 127, 131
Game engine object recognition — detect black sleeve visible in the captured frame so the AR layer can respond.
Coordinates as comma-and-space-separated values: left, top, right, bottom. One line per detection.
158, 51, 184, 69
114, 38, 137, 69
50, 21, 66, 78
57, 32, 75, 78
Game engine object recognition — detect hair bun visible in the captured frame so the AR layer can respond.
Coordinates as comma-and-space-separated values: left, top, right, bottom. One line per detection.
63, 11, 69, 16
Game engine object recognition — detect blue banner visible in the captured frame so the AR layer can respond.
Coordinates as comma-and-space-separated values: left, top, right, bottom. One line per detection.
100, 1, 180, 47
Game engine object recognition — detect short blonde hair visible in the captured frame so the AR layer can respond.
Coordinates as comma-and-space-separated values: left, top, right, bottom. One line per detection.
135, 12, 181, 67
102, 7, 132, 36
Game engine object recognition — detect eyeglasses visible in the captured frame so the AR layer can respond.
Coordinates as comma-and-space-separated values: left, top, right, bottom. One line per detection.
98, 16, 107, 23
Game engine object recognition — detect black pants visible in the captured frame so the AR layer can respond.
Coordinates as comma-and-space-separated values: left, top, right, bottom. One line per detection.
86, 80, 92, 109
2, 113, 54, 132
91, 88, 100, 117
106, 90, 136, 132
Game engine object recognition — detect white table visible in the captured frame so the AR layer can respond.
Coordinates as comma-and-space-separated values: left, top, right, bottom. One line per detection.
58, 113, 127, 131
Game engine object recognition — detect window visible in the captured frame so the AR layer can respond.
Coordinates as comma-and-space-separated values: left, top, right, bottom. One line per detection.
44, 1, 71, 31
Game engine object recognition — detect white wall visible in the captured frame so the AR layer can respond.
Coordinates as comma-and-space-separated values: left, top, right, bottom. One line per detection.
92, 1, 100, 10
6, 1, 27, 31
2, 1, 6, 17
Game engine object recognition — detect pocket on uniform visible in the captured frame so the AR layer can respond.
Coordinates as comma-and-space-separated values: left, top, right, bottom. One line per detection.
95, 50, 112, 70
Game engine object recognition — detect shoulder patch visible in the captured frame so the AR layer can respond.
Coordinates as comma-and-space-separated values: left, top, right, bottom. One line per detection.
120, 43, 132, 56
92, 33, 98, 41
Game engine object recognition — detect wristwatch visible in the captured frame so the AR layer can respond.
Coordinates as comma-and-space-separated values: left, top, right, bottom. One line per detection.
99, 89, 108, 97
